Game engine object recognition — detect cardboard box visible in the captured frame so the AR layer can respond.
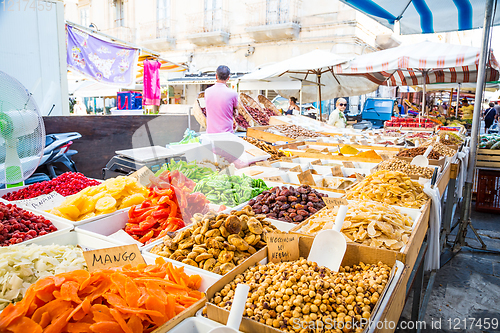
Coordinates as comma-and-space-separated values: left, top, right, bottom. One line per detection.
205, 238, 402, 333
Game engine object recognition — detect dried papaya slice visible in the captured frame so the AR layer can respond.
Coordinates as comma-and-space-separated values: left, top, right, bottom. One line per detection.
89, 321, 124, 333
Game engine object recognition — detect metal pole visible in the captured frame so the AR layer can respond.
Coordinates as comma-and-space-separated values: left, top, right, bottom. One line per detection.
455, 0, 494, 250
318, 74, 323, 121
422, 71, 427, 117
456, 83, 461, 116
299, 86, 303, 116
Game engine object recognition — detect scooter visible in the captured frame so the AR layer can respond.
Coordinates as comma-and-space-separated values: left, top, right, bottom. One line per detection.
27, 132, 82, 184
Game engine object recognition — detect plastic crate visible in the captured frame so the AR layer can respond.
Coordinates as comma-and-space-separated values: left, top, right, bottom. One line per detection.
475, 169, 500, 213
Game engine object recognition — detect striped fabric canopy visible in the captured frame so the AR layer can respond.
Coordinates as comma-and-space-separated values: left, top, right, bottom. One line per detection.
335, 41, 500, 86
339, 0, 500, 34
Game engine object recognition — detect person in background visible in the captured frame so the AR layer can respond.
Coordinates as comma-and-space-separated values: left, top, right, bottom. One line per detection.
204, 65, 238, 133
285, 97, 300, 115
494, 101, 500, 120
460, 98, 474, 119
327, 98, 347, 128
73, 98, 87, 115
483, 102, 497, 133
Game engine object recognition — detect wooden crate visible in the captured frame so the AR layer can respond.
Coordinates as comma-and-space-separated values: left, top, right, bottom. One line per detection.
247, 125, 297, 143
476, 149, 500, 168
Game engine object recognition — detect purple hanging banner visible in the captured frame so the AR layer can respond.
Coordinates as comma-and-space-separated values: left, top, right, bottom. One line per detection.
66, 25, 139, 87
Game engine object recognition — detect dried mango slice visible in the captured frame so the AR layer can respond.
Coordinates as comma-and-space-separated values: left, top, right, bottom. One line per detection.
95, 196, 117, 211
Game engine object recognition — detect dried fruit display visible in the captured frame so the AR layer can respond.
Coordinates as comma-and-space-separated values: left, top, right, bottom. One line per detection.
248, 185, 328, 223
150, 206, 277, 275
297, 201, 414, 250
0, 258, 204, 333
2, 172, 100, 201
201, 107, 207, 117
235, 114, 250, 128
377, 158, 434, 178
262, 107, 277, 118
421, 140, 457, 157
345, 170, 428, 209
0, 244, 86, 310
0, 203, 57, 246
265, 125, 327, 139
396, 146, 442, 159
243, 137, 285, 161
245, 105, 270, 125
210, 259, 391, 332
48, 176, 148, 221
126, 170, 209, 244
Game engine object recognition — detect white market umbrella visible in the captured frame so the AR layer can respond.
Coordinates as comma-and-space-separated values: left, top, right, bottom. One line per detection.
239, 49, 381, 121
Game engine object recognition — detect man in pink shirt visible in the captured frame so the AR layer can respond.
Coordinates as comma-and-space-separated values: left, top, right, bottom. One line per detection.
205, 65, 239, 133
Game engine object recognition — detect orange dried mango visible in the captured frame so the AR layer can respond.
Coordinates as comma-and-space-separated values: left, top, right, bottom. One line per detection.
0, 258, 204, 333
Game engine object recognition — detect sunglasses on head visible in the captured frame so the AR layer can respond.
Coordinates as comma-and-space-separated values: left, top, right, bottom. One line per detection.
339, 103, 347, 106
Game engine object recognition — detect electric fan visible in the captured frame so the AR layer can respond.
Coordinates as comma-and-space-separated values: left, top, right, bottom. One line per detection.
0, 71, 45, 187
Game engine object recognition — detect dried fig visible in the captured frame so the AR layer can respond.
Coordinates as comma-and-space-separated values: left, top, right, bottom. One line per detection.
224, 215, 242, 235
212, 265, 222, 275
195, 253, 213, 262
163, 238, 177, 251
244, 234, 256, 245
187, 252, 198, 260
220, 262, 236, 275
208, 248, 221, 258
206, 238, 223, 249
203, 258, 216, 271
247, 245, 257, 254
194, 234, 204, 245
228, 234, 249, 251
219, 225, 230, 238
178, 238, 194, 250
205, 229, 221, 238
247, 218, 263, 234
218, 250, 234, 263
182, 258, 198, 267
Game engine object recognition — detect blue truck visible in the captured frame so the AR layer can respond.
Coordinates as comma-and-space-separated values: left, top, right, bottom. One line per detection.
360, 98, 397, 128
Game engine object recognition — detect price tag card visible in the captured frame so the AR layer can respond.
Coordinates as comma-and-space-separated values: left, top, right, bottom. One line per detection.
129, 166, 155, 187
322, 197, 349, 208
246, 148, 268, 157
14, 191, 66, 211
342, 161, 355, 168
290, 165, 303, 173
311, 159, 322, 166
360, 139, 369, 145
380, 153, 390, 161
83, 244, 145, 272
298, 170, 315, 186
256, 160, 272, 167
267, 233, 299, 263
247, 170, 264, 177
331, 165, 343, 177
281, 157, 294, 162
263, 176, 284, 183
355, 173, 365, 181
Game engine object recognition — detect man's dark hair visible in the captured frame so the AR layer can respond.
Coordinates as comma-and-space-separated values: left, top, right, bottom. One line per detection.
216, 65, 231, 81
290, 97, 297, 103
490, 102, 495, 107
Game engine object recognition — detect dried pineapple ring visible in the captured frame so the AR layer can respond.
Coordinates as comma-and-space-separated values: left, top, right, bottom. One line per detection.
97, 207, 117, 215
58, 205, 81, 221
78, 196, 95, 215
95, 196, 117, 211
120, 193, 145, 209
78, 212, 96, 221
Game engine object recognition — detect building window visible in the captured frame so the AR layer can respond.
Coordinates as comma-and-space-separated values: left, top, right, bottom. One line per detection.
266, 0, 289, 25
157, 0, 170, 38
204, 0, 222, 32
112, 0, 125, 27
80, 8, 89, 27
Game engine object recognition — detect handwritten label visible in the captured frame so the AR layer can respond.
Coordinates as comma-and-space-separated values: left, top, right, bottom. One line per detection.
246, 148, 267, 157
380, 154, 390, 161
298, 170, 315, 186
322, 197, 349, 208
267, 233, 299, 263
311, 159, 322, 166
256, 160, 272, 167
342, 161, 355, 168
290, 165, 303, 173
263, 176, 284, 183
355, 173, 365, 181
281, 157, 294, 162
14, 191, 66, 211
247, 170, 264, 177
360, 139, 369, 145
129, 166, 155, 187
83, 244, 145, 272
331, 165, 343, 177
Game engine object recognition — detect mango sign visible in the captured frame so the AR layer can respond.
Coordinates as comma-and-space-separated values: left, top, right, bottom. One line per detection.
83, 244, 145, 272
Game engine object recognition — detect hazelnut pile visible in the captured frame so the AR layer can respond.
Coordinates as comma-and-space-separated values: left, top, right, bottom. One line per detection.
378, 158, 434, 178
396, 146, 442, 159
210, 259, 391, 333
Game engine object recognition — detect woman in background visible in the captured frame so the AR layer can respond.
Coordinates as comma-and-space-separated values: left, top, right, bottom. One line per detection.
285, 97, 300, 115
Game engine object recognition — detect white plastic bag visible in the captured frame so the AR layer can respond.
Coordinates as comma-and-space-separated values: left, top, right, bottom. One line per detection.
456, 147, 469, 198
423, 182, 442, 271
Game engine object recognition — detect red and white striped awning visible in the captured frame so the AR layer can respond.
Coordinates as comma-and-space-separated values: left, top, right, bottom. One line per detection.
335, 41, 499, 86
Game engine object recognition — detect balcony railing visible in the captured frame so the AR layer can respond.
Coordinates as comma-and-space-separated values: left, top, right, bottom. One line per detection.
138, 19, 176, 51
103, 26, 134, 43
246, 0, 300, 27
186, 9, 230, 45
